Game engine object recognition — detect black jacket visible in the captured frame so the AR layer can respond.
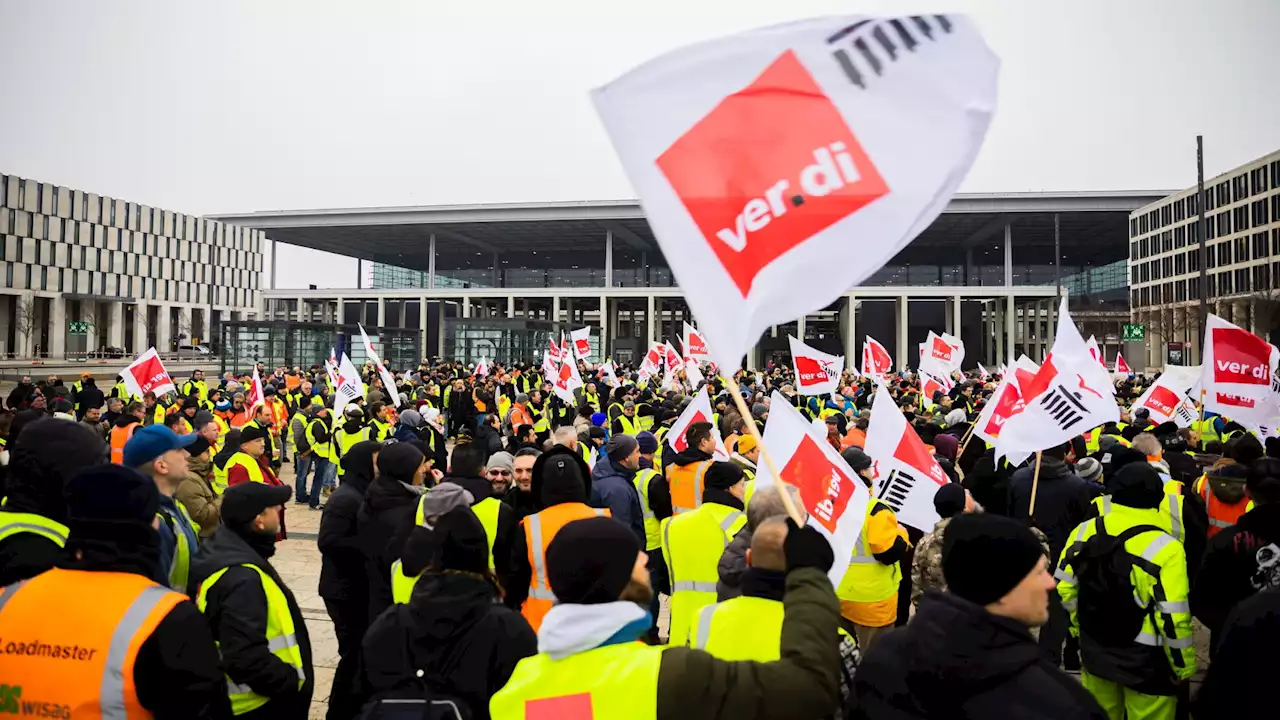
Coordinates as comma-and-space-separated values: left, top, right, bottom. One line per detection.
1008, 457, 1098, 561
963, 449, 1012, 516
854, 591, 1107, 720
358, 475, 425, 624
358, 573, 537, 720
73, 382, 105, 415
501, 486, 538, 521
473, 424, 503, 460
1192, 586, 1280, 719
399, 475, 518, 580
503, 446, 593, 610
57, 533, 230, 719
318, 441, 379, 604
4, 382, 33, 410
189, 527, 314, 720
1191, 503, 1280, 648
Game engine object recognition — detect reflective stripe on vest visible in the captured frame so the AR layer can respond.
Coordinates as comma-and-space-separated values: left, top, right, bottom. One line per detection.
109, 423, 139, 465
219, 452, 266, 493
0, 511, 69, 548
0, 569, 184, 719
157, 503, 197, 593
1199, 475, 1254, 537
660, 504, 746, 646
334, 426, 370, 475
522, 504, 610, 632
668, 460, 713, 515
633, 468, 662, 551
836, 498, 901, 603
196, 564, 305, 714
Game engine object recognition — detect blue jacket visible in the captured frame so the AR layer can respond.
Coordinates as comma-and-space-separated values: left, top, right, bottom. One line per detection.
590, 460, 646, 546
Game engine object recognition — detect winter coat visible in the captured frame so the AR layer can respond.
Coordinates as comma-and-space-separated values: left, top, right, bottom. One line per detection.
73, 382, 105, 415
358, 475, 426, 623
176, 454, 220, 537
319, 441, 379, 604
500, 486, 538, 521
398, 475, 518, 579
189, 527, 314, 720
57, 530, 230, 718
589, 460, 646, 546
716, 526, 752, 602
1192, 503, 1280, 648
358, 573, 537, 720
504, 446, 593, 610
1192, 586, 1280, 720
474, 423, 503, 460
1007, 457, 1099, 562
854, 591, 1107, 720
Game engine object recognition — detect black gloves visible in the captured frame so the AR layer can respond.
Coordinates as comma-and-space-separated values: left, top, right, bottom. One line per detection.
783, 517, 834, 574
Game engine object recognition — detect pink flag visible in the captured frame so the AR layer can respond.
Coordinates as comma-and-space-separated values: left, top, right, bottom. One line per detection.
1114, 353, 1132, 375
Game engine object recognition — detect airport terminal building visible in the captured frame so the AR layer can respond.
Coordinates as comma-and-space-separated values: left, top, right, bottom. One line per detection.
217, 191, 1161, 370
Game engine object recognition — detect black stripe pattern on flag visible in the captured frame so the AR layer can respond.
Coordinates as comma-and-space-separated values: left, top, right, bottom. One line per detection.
826, 15, 954, 90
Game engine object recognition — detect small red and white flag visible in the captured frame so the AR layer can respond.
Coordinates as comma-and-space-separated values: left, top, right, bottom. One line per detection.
753, 390, 870, 586
1086, 335, 1106, 368
247, 369, 265, 411
972, 375, 1025, 447
571, 327, 593, 360
682, 322, 710, 361
333, 353, 365, 414
861, 335, 893, 378
552, 355, 584, 405
474, 360, 490, 378
666, 386, 729, 459
121, 347, 176, 399
638, 342, 664, 382
919, 372, 951, 401
1113, 353, 1132, 376
977, 363, 990, 381
599, 360, 621, 388
663, 342, 683, 372
941, 332, 966, 370
919, 331, 960, 378
592, 14, 999, 371
864, 384, 948, 532
1199, 314, 1277, 429
789, 335, 843, 396
359, 324, 402, 408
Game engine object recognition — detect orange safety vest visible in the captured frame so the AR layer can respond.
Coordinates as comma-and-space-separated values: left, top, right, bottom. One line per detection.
109, 423, 139, 465
1199, 476, 1251, 538
0, 568, 185, 718
225, 408, 251, 429
266, 398, 289, 433
522, 502, 611, 632
510, 404, 533, 429
666, 460, 714, 516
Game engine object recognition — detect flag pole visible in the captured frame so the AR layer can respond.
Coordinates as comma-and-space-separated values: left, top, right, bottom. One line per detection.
956, 421, 977, 459
1197, 388, 1207, 451
1028, 450, 1044, 517
722, 371, 805, 526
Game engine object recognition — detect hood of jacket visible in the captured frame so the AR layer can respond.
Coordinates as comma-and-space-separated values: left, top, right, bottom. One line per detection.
212, 441, 239, 470
112, 414, 140, 429
441, 475, 491, 503
340, 418, 365, 435
537, 601, 650, 660
340, 441, 381, 495
404, 572, 501, 643
1206, 458, 1247, 504
190, 525, 275, 590
532, 445, 592, 509
364, 475, 424, 514
667, 446, 714, 467
187, 454, 213, 481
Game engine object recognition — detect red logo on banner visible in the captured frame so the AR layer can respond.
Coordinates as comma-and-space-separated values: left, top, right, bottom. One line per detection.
687, 332, 707, 355
1216, 391, 1257, 409
868, 341, 891, 373
1212, 327, 1270, 385
779, 434, 857, 533
671, 411, 709, 453
656, 50, 889, 297
795, 355, 831, 386
893, 426, 948, 486
983, 383, 1024, 437
131, 355, 171, 395
1143, 386, 1180, 416
930, 336, 952, 361
527, 693, 593, 720
1018, 356, 1059, 404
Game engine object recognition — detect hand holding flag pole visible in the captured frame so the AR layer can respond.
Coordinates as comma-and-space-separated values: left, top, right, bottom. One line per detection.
721, 372, 804, 525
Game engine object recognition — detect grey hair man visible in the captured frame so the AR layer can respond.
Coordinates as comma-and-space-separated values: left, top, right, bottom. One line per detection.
716, 485, 804, 601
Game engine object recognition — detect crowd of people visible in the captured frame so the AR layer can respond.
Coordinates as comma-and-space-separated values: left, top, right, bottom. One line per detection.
0, 356, 1274, 720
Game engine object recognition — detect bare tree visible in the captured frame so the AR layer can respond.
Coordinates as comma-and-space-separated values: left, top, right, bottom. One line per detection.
174, 310, 192, 348
13, 295, 35, 359
77, 313, 100, 351
1246, 287, 1280, 344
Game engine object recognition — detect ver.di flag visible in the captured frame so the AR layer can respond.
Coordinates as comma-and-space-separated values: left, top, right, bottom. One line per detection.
918, 331, 960, 378
571, 327, 593, 360
358, 323, 402, 408
1086, 335, 1106, 368
996, 298, 1118, 462
972, 374, 1025, 447
599, 360, 620, 388
1131, 369, 1199, 425
1114, 352, 1132, 376
247, 369, 265, 411
552, 355, 583, 405
592, 14, 999, 371
666, 385, 729, 459
789, 335, 843, 395
333, 353, 366, 420
120, 347, 176, 399
1199, 313, 1277, 429
753, 391, 869, 586
977, 363, 990, 381
683, 322, 710, 361
863, 384, 946, 532
861, 335, 893, 377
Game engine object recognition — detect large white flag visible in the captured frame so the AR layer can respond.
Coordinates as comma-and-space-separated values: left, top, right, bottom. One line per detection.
861, 335, 893, 377
121, 347, 176, 399
333, 353, 366, 415
666, 386, 729, 459
753, 391, 869, 586
789, 335, 843, 396
571, 327, 593, 360
551, 355, 584, 405
358, 323, 402, 407
919, 331, 961, 378
599, 360, 621, 389
863, 384, 947, 532
683, 322, 711, 362
1131, 369, 1200, 425
941, 332, 966, 370
592, 15, 999, 371
996, 298, 1118, 461
1199, 314, 1277, 429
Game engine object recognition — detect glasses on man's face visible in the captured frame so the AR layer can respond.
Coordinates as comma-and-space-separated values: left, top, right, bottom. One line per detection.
487, 469, 512, 477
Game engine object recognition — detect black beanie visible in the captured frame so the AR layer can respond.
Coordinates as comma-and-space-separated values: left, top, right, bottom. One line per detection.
703, 461, 744, 491
436, 507, 490, 574
1108, 462, 1165, 509
933, 483, 967, 519
379, 442, 425, 484
546, 516, 641, 605
942, 513, 1044, 607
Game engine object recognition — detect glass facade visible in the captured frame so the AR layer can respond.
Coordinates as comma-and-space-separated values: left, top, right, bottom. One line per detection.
442, 318, 562, 366
218, 321, 421, 374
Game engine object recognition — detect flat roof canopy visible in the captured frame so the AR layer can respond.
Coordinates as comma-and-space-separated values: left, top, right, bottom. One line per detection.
211, 191, 1169, 273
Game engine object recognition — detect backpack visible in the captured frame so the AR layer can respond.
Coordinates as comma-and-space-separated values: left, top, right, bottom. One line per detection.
359, 607, 473, 720
1066, 517, 1165, 647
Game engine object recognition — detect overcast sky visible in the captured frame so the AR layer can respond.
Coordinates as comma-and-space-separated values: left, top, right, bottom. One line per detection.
1, 0, 1277, 289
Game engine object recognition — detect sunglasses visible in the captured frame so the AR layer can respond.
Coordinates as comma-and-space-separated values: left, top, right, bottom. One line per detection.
487, 469, 512, 476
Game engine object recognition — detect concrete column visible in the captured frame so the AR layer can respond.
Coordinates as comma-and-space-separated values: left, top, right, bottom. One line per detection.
200, 308, 211, 346
428, 234, 437, 289
952, 296, 962, 345
796, 314, 807, 342
843, 296, 857, 361
134, 303, 148, 352
552, 296, 561, 329
994, 301, 1005, 366
296, 298, 304, 322
1048, 297, 1058, 349
335, 297, 345, 325
1004, 223, 1013, 287
419, 296, 430, 361
156, 306, 171, 354
107, 301, 124, 349
565, 298, 575, 327
461, 296, 471, 319
507, 296, 515, 318
50, 296, 66, 358
599, 295, 609, 359
1005, 295, 1016, 363
604, 231, 613, 288
896, 297, 909, 370
376, 297, 386, 327
646, 295, 656, 346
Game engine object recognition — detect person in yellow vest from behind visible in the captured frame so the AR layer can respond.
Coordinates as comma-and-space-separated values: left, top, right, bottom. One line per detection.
836, 446, 911, 651
631, 431, 667, 642
691, 517, 861, 713
191, 482, 314, 719
333, 404, 371, 479
491, 514, 845, 720
0, 464, 229, 717
125, 425, 202, 595
660, 461, 749, 646
503, 446, 610, 632
0, 419, 107, 587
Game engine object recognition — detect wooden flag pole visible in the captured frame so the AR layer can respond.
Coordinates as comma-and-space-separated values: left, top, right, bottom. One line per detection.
722, 372, 805, 525
956, 421, 977, 458
1197, 388, 1207, 451
1028, 450, 1044, 518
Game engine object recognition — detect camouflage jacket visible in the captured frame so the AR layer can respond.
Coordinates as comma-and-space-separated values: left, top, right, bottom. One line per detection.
911, 515, 1050, 609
